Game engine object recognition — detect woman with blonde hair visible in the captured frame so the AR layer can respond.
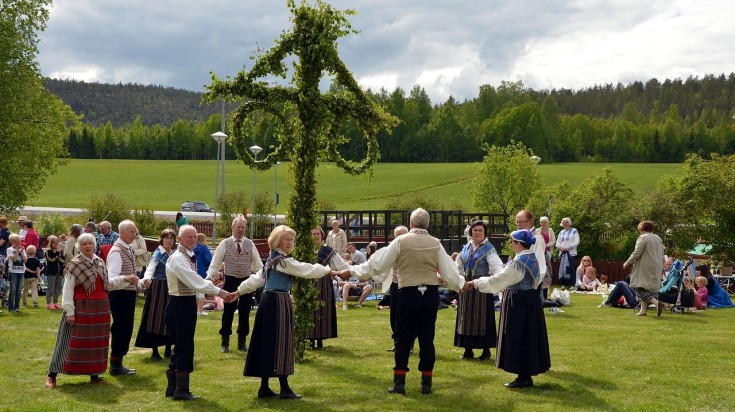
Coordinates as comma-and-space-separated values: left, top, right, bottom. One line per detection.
229, 225, 340, 399
575, 256, 593, 290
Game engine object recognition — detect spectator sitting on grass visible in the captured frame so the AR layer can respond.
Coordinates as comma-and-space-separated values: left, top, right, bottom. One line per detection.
578, 267, 600, 292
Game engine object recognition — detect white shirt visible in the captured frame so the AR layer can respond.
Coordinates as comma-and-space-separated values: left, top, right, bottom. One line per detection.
166, 247, 222, 296
349, 235, 465, 291
206, 236, 263, 279
473, 250, 534, 294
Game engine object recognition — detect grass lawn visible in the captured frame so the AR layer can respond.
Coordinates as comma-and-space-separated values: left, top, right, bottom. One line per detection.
2, 291, 734, 411
33, 160, 684, 211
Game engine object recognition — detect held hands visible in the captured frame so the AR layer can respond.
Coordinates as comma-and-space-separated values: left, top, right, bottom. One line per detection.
337, 269, 352, 281
125, 275, 139, 284
66, 315, 75, 326
462, 281, 474, 292
143, 278, 152, 288
221, 290, 239, 304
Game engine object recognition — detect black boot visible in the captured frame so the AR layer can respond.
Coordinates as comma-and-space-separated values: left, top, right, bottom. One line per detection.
151, 347, 162, 360
164, 344, 172, 358
109, 357, 136, 375
421, 374, 432, 395
388, 373, 406, 395
237, 335, 247, 352
478, 348, 491, 361
278, 376, 302, 399
165, 369, 176, 397
173, 372, 199, 401
221, 337, 230, 353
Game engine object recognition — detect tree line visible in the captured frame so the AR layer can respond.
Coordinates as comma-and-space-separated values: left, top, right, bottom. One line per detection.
59, 74, 735, 163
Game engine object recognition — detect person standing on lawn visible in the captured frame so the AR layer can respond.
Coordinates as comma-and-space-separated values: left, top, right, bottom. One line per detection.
623, 220, 665, 316
45, 233, 138, 388
164, 225, 231, 400
207, 216, 263, 353
106, 220, 140, 375
341, 208, 464, 395
463, 230, 551, 389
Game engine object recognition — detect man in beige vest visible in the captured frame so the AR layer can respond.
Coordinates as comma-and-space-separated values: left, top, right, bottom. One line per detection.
106, 220, 139, 375
342, 208, 464, 395
207, 217, 263, 353
164, 225, 230, 400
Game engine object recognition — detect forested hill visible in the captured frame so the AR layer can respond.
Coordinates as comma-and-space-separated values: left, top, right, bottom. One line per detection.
43, 78, 231, 127
53, 74, 735, 163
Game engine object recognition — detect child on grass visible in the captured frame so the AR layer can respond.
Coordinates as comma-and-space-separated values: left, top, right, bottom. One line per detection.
22, 245, 41, 308
5, 234, 27, 313
695, 276, 709, 310
44, 236, 64, 310
598, 274, 609, 302
578, 267, 599, 291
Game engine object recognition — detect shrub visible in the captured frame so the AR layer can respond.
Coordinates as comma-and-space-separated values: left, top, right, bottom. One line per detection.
35, 212, 68, 236
85, 192, 132, 228
132, 208, 169, 237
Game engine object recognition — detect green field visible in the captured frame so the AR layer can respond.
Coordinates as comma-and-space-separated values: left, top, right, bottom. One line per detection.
2, 293, 734, 411
33, 160, 683, 211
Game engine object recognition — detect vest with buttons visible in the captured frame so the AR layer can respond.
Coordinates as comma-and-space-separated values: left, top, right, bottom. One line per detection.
223, 237, 254, 278
109, 240, 136, 291
173, 244, 197, 296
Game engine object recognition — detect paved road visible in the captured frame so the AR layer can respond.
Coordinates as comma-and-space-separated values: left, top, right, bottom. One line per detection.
19, 206, 285, 223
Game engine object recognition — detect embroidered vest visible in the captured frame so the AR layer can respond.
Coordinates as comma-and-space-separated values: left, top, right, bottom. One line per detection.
263, 250, 291, 292
151, 248, 170, 281
109, 240, 136, 291
223, 237, 254, 278
174, 244, 197, 296
506, 253, 540, 291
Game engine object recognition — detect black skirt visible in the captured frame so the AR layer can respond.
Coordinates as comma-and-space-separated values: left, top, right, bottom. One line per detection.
308, 276, 338, 340
454, 288, 496, 349
244, 291, 294, 377
134, 279, 170, 348
496, 289, 551, 376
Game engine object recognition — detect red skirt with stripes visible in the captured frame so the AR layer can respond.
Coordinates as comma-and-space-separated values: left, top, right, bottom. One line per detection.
63, 299, 111, 375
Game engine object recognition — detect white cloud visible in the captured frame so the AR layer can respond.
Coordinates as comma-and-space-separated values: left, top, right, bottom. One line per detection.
38, 0, 735, 103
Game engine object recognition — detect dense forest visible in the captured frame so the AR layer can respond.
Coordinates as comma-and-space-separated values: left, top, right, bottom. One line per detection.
49, 74, 735, 163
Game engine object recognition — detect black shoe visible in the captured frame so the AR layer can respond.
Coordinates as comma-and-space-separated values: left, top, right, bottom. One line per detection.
221, 345, 229, 353
109, 365, 136, 376
421, 375, 432, 395
504, 378, 533, 388
460, 350, 474, 360
478, 350, 491, 361
257, 388, 278, 398
278, 390, 302, 399
237, 336, 247, 352
151, 352, 162, 361
173, 373, 199, 401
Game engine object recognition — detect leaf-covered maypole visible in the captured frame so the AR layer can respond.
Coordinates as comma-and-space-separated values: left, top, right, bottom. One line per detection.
205, 0, 397, 361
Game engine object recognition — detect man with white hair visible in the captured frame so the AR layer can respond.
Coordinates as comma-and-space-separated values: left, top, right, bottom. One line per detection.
164, 225, 230, 400
341, 208, 464, 395
106, 220, 139, 375
207, 216, 263, 353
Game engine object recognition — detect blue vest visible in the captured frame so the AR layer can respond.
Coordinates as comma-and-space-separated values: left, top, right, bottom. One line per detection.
506, 252, 540, 291
263, 250, 292, 292
459, 240, 495, 280
151, 249, 170, 281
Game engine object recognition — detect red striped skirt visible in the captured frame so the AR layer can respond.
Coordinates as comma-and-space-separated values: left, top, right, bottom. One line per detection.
63, 299, 111, 375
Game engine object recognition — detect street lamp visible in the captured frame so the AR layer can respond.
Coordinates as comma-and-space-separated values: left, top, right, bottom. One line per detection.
249, 145, 263, 238
211, 131, 228, 247
274, 161, 281, 226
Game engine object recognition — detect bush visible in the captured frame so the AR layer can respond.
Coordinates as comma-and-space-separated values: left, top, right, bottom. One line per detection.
215, 190, 249, 239
35, 212, 68, 236
85, 192, 132, 228
132, 208, 169, 237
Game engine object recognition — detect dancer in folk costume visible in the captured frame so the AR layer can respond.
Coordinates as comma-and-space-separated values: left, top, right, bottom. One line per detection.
45, 233, 138, 388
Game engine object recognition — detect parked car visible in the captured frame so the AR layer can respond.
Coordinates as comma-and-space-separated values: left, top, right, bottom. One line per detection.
180, 201, 213, 213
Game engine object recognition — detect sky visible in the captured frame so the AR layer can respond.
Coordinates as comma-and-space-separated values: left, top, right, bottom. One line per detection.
38, 0, 735, 103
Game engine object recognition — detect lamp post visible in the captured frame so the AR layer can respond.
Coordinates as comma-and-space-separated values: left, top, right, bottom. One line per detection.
249, 145, 263, 238
211, 131, 228, 247
274, 161, 280, 226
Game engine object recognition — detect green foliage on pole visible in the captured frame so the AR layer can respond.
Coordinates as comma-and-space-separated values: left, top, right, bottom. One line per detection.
205, 0, 398, 361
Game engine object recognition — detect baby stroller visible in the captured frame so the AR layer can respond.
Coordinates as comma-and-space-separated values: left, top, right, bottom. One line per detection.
659, 259, 694, 314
